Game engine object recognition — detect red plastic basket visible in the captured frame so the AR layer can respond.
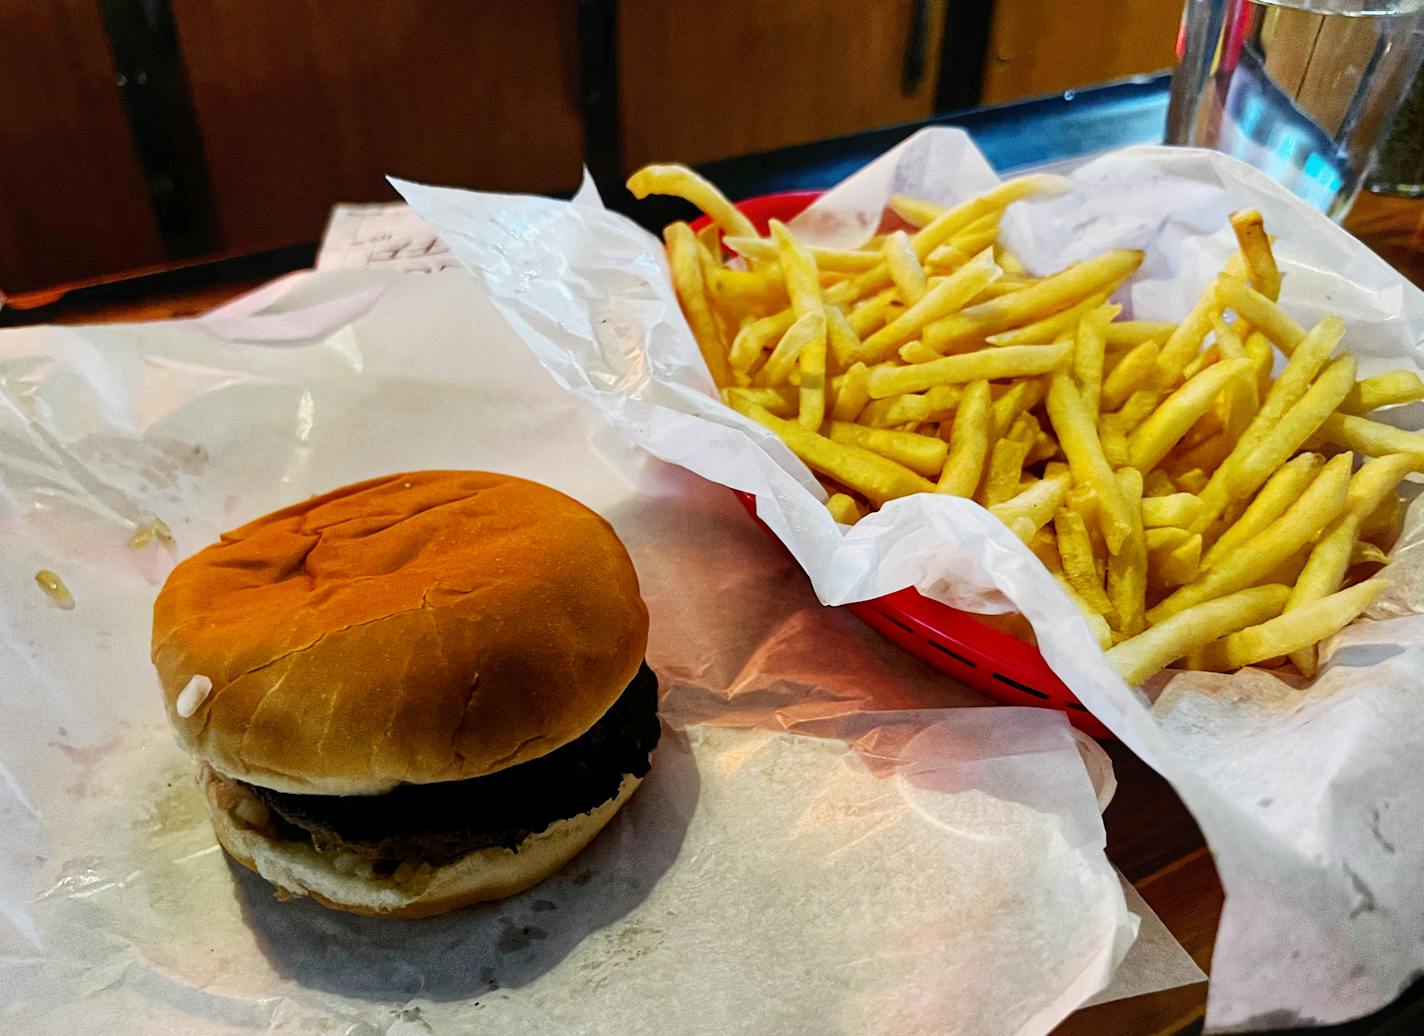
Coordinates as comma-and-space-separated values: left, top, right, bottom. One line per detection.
690, 191, 1112, 739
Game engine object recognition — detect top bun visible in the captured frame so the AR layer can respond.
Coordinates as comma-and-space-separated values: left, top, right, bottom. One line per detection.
152, 472, 648, 795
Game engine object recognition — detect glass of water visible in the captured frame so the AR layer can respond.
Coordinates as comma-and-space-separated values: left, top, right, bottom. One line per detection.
1166, 0, 1424, 219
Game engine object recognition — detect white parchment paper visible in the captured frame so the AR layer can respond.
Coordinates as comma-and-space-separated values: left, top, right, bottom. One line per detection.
0, 270, 1202, 1034
395, 129, 1424, 1030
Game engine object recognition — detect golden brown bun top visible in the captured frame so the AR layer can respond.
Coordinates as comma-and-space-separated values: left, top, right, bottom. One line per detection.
153, 471, 648, 795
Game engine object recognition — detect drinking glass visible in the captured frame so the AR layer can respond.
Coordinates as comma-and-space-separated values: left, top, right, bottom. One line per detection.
1369, 66, 1424, 193
1167, 0, 1424, 219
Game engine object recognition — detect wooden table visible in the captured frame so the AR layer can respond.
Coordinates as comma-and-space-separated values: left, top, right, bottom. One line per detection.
3, 185, 1423, 1035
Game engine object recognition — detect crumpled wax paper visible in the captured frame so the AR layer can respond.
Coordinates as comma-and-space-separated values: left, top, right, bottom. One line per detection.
0, 269, 1203, 1034
395, 128, 1424, 1030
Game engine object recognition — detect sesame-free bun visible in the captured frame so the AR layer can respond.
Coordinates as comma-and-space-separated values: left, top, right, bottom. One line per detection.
153, 472, 649, 795
203, 765, 642, 918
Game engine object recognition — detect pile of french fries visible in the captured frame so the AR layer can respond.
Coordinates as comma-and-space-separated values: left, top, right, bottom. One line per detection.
627, 163, 1424, 686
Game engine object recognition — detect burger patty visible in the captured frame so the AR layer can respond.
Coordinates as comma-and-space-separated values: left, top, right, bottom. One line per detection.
244, 662, 659, 866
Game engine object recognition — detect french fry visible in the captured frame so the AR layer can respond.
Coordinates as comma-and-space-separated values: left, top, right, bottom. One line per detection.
1067, 483, 1108, 571
754, 312, 827, 387
1180, 343, 1223, 383
888, 194, 943, 227
1146, 527, 1202, 589
938, 379, 991, 496
1226, 315, 1342, 457
706, 264, 788, 313
925, 242, 973, 272
1105, 321, 1176, 349
1175, 468, 1208, 494
828, 422, 948, 478
825, 304, 864, 370
1155, 290, 1217, 388
722, 235, 882, 272
848, 288, 904, 336
1026, 429, 1059, 465
1200, 453, 1324, 568
1048, 370, 1135, 554
1229, 209, 1281, 302
924, 250, 1143, 355
869, 342, 1070, 399
1210, 310, 1246, 358
1107, 584, 1291, 684
798, 316, 828, 428
723, 386, 797, 417
1284, 453, 1416, 674
1055, 578, 1114, 648
628, 164, 759, 239
1106, 387, 1161, 437
982, 418, 1035, 505
883, 230, 929, 303
1352, 541, 1390, 567
1194, 352, 1356, 532
991, 473, 1070, 539
995, 243, 1030, 277
1100, 424, 1129, 467
1143, 469, 1177, 498
1128, 357, 1253, 472
1340, 370, 1424, 414
899, 340, 942, 364
988, 377, 1045, 436
1141, 493, 1204, 529
826, 493, 864, 524
974, 277, 1038, 301
1313, 412, 1424, 464
1106, 467, 1148, 634
955, 211, 1002, 238
946, 223, 1000, 262
769, 220, 824, 319
1055, 508, 1114, 617
1215, 276, 1307, 355
986, 291, 1110, 348
1101, 338, 1162, 412
856, 248, 1002, 363
1263, 548, 1310, 587
1245, 329, 1274, 401
831, 361, 871, 422
731, 400, 933, 504
1173, 425, 1227, 473
1218, 369, 1259, 459
1001, 516, 1035, 542
821, 257, 896, 309
1172, 409, 1222, 454
1362, 492, 1405, 547
860, 385, 963, 427
664, 222, 733, 386
696, 221, 722, 263
1151, 452, 1353, 623
1189, 580, 1385, 672
1074, 303, 1117, 419
908, 174, 1070, 260
730, 309, 795, 373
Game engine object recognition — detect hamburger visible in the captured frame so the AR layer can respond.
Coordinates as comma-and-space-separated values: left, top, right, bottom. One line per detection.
151, 471, 658, 918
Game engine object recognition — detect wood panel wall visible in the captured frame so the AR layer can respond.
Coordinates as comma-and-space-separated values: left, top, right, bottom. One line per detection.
981, 0, 1181, 105
169, 0, 587, 255
618, 0, 948, 170
0, 0, 167, 292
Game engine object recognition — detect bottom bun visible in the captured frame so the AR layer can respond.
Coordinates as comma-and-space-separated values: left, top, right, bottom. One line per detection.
203, 768, 642, 918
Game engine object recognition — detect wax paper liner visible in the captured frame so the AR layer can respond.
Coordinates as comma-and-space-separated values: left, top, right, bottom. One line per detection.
0, 271, 1203, 1034
395, 128, 1424, 1030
